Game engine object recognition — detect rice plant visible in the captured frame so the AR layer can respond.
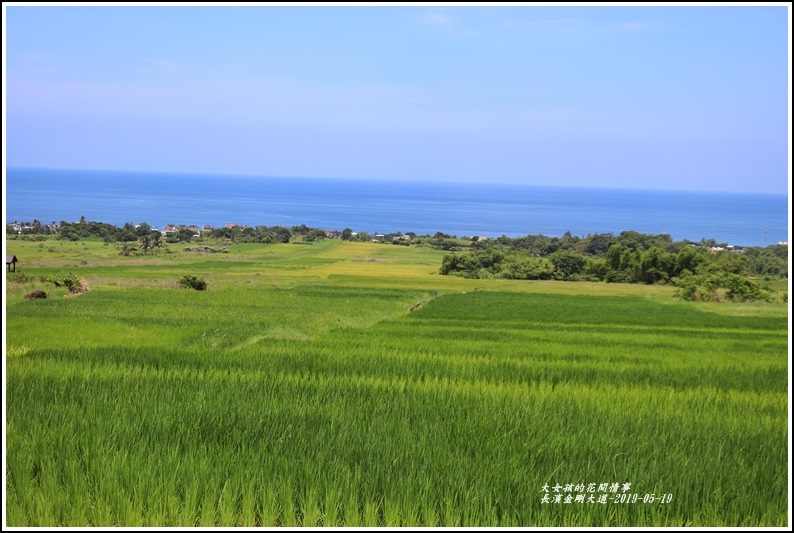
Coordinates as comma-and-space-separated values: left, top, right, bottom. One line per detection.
5, 246, 788, 527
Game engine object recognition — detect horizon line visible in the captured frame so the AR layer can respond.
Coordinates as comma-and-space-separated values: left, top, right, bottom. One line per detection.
5, 165, 789, 197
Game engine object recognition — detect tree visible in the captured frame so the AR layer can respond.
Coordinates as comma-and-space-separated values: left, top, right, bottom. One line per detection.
699, 251, 747, 276
175, 228, 194, 242
723, 274, 769, 302
271, 226, 292, 243
744, 248, 788, 278
606, 243, 623, 271
639, 246, 675, 284
675, 246, 704, 277
212, 227, 234, 239
500, 256, 555, 280
584, 257, 608, 281
582, 233, 615, 256
550, 250, 587, 280
307, 228, 326, 241
140, 234, 153, 255
118, 242, 138, 256
619, 248, 641, 282
674, 275, 720, 302
60, 225, 82, 241
119, 229, 138, 242
559, 230, 580, 250
136, 222, 152, 237
292, 224, 311, 235
151, 232, 164, 255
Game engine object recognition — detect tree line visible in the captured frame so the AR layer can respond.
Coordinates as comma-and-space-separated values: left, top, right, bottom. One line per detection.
7, 219, 338, 244
439, 231, 787, 302
9, 219, 424, 245
7, 218, 156, 242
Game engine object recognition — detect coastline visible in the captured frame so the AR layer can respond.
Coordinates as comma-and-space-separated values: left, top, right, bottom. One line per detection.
4, 167, 789, 248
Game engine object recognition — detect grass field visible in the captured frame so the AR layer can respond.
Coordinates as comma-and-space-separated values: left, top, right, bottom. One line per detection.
4, 238, 790, 526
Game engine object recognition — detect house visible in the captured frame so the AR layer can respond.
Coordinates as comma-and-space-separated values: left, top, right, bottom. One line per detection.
9, 223, 34, 234
163, 224, 178, 235
324, 229, 342, 239
6, 254, 18, 272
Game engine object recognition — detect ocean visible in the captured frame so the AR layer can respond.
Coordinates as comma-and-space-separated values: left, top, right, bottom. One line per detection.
4, 167, 790, 248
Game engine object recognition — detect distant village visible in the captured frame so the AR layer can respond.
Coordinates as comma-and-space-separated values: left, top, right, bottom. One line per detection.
6, 219, 788, 250
6, 219, 477, 245
158, 223, 417, 243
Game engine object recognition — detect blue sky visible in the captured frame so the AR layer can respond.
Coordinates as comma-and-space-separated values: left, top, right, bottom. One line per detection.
3, 4, 790, 193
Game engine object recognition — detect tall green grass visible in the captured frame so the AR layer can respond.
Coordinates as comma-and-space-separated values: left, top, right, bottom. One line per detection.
6, 283, 787, 526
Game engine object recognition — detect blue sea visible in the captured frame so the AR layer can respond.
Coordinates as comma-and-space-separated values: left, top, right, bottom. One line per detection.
4, 167, 790, 248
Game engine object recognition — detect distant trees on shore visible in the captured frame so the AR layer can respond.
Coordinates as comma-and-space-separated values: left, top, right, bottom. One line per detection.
438, 231, 787, 302
7, 219, 376, 245
7, 219, 157, 243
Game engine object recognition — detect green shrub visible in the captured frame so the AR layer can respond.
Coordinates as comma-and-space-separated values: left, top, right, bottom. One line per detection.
45, 273, 83, 293
723, 274, 769, 302
8, 271, 32, 284
178, 275, 208, 291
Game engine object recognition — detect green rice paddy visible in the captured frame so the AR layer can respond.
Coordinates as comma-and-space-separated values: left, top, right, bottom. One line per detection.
4, 239, 789, 526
